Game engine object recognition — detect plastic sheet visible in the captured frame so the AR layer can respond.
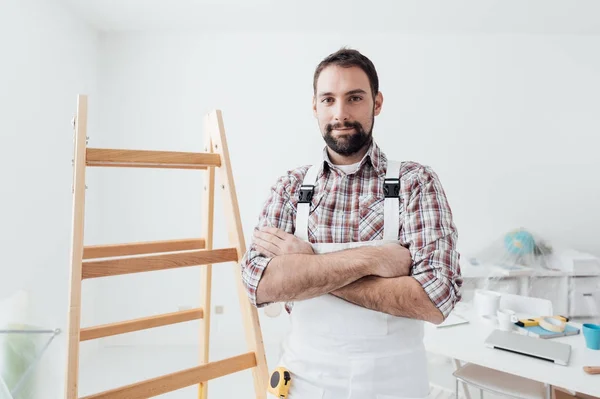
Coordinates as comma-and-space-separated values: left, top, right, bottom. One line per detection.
0, 326, 60, 399
466, 227, 600, 322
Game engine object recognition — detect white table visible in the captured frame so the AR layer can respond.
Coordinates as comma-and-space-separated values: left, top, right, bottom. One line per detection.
461, 261, 600, 318
424, 302, 600, 398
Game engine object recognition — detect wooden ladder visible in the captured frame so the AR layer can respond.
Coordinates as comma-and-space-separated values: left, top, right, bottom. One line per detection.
65, 95, 268, 399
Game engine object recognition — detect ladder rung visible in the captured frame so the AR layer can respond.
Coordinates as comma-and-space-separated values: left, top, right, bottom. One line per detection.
82, 248, 238, 279
80, 308, 203, 341
87, 162, 207, 170
83, 238, 206, 259
79, 352, 257, 399
86, 148, 221, 169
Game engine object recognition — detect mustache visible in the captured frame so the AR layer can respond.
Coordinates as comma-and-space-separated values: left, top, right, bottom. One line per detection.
326, 121, 362, 133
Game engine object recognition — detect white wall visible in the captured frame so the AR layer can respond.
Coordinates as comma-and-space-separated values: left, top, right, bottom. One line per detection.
1, 4, 597, 393
0, 0, 98, 397
90, 31, 600, 361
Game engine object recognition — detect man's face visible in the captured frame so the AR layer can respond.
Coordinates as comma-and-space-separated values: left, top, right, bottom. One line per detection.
313, 65, 383, 157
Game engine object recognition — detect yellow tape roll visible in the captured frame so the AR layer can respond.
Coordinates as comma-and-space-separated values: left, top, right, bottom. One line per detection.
539, 316, 566, 332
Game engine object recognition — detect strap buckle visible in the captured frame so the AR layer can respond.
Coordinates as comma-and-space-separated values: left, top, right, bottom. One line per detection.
298, 185, 315, 203
384, 178, 400, 198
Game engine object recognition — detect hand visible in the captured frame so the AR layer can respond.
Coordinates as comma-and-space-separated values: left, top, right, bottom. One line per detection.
371, 243, 412, 278
252, 226, 314, 257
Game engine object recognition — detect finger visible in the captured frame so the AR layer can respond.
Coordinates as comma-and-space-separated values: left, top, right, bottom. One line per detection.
253, 236, 281, 256
253, 230, 283, 247
255, 244, 276, 258
259, 226, 288, 240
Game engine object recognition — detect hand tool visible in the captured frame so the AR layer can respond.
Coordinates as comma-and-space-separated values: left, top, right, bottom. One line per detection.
268, 367, 292, 398
515, 315, 569, 328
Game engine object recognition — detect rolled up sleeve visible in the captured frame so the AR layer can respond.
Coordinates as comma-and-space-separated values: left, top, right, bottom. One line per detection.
240, 252, 272, 307
401, 165, 462, 319
240, 173, 297, 307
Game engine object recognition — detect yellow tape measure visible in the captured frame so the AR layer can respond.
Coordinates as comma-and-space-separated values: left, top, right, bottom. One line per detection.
268, 367, 291, 399
515, 315, 569, 328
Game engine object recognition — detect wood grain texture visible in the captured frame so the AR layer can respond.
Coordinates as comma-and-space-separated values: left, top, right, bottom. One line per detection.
66, 108, 267, 399
83, 238, 206, 259
210, 110, 269, 398
583, 366, 600, 374
198, 114, 215, 399
86, 148, 221, 169
80, 308, 203, 341
65, 94, 88, 399
82, 248, 238, 279
85, 162, 207, 170
80, 352, 257, 399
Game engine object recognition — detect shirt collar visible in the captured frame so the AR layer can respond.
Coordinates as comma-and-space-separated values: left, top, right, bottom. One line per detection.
319, 140, 386, 177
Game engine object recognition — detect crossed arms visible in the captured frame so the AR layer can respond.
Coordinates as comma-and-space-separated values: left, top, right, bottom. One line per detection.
252, 227, 446, 324
240, 165, 462, 325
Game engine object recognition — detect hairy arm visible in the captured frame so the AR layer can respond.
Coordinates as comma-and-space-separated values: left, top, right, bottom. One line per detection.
252, 227, 411, 305
240, 170, 410, 308
332, 165, 462, 325
256, 247, 373, 304
332, 276, 444, 324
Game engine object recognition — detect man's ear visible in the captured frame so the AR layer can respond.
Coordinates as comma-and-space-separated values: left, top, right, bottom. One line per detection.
312, 96, 317, 118
374, 91, 384, 116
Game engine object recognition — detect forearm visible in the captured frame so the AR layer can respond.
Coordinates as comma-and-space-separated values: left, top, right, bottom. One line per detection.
255, 247, 376, 305
331, 276, 444, 324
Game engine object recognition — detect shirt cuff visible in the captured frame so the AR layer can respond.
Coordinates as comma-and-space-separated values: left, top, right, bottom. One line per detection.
242, 256, 273, 308
412, 272, 458, 319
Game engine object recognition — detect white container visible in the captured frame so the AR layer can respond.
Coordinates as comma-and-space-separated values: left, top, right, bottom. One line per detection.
474, 289, 501, 318
497, 308, 518, 331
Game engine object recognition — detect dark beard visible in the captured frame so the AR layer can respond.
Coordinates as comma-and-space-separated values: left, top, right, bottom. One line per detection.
323, 119, 372, 156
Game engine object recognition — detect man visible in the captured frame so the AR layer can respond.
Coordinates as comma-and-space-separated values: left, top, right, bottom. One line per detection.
240, 48, 462, 399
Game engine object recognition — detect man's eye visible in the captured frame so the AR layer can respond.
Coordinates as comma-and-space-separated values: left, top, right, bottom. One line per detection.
350, 96, 362, 102
322, 98, 334, 103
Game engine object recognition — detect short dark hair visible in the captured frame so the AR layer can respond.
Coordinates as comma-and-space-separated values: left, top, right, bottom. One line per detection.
313, 47, 379, 99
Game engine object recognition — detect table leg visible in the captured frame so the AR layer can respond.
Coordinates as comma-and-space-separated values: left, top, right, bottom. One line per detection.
519, 277, 530, 296
453, 359, 472, 399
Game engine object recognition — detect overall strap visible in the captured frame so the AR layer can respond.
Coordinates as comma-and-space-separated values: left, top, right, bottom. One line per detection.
383, 160, 401, 241
294, 163, 320, 242
295, 160, 401, 242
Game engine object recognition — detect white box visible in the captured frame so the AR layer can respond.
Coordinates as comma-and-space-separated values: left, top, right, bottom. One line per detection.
549, 249, 600, 275
569, 276, 600, 317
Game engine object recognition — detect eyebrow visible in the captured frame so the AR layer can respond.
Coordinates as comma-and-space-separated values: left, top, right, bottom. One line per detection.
318, 89, 368, 97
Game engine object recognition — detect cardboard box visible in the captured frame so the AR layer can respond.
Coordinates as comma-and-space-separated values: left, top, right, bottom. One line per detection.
553, 387, 599, 399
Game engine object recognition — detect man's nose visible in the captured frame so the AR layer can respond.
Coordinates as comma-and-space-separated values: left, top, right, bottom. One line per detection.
333, 102, 350, 122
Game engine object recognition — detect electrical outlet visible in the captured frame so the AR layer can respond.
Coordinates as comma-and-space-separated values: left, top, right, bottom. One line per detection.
215, 305, 224, 314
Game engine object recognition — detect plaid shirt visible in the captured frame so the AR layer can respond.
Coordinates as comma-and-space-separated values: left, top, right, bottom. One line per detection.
240, 141, 462, 317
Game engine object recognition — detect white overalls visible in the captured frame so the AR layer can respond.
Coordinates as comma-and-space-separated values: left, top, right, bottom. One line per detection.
276, 160, 431, 399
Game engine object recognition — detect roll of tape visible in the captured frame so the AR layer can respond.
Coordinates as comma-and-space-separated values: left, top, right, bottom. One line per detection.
539, 317, 566, 332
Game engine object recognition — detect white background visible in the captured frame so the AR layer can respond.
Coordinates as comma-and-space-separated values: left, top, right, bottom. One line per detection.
0, 1, 98, 397
2, 0, 599, 397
